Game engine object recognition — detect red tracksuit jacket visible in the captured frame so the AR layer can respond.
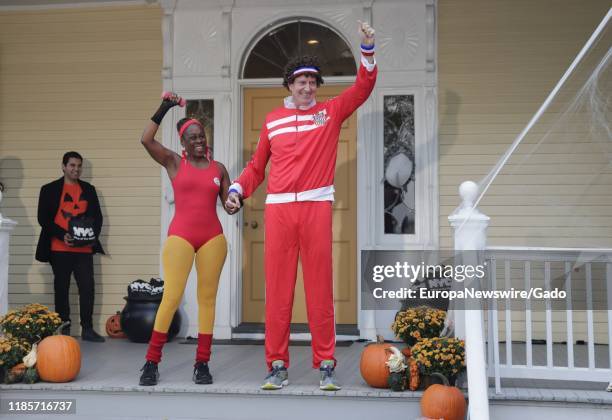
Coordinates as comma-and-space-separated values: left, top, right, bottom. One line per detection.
233, 60, 377, 202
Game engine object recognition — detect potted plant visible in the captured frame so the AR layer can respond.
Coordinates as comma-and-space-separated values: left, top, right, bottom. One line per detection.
411, 337, 465, 388
391, 306, 446, 347
0, 335, 31, 383
0, 303, 63, 344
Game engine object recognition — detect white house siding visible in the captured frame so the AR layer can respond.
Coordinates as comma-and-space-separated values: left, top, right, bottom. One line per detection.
438, 0, 611, 344
0, 4, 163, 334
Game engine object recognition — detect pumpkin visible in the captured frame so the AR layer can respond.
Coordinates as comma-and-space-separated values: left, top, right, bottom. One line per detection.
106, 311, 127, 338
360, 335, 393, 388
420, 372, 467, 420
37, 322, 81, 383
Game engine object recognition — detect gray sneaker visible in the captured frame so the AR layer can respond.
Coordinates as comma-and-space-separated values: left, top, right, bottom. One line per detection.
319, 360, 341, 391
261, 360, 288, 390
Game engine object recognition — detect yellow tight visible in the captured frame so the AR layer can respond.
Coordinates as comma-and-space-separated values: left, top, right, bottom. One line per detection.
153, 234, 227, 334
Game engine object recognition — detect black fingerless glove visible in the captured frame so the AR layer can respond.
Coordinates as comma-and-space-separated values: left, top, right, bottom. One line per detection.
151, 100, 176, 125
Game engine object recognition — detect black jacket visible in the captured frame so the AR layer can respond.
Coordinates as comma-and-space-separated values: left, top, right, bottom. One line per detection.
35, 177, 105, 262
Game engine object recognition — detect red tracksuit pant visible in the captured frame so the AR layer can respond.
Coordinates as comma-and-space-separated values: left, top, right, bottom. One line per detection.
264, 201, 336, 370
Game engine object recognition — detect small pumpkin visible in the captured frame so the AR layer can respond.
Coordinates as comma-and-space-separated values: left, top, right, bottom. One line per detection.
360, 335, 393, 388
420, 372, 467, 420
106, 311, 127, 338
37, 322, 81, 383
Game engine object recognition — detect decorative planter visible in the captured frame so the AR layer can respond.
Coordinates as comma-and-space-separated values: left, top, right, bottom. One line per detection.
420, 374, 457, 390
120, 296, 181, 343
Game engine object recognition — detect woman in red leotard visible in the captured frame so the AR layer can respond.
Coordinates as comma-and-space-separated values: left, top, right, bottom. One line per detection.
138, 93, 237, 386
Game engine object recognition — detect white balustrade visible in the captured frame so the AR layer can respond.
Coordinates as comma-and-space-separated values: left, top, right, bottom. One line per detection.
484, 248, 612, 384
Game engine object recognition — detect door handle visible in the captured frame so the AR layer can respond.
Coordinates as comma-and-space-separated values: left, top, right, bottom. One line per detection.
251, 221, 258, 229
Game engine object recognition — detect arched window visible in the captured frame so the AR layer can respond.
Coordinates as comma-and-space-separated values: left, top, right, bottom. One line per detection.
243, 20, 357, 79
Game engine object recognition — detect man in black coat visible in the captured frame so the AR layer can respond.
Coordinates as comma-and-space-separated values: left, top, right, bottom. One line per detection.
36, 151, 105, 342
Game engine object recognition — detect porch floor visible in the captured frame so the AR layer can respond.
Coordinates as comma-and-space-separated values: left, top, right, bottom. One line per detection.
0, 339, 610, 419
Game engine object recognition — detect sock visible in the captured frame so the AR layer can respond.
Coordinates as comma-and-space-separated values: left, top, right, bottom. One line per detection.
196, 333, 213, 363
145, 330, 168, 363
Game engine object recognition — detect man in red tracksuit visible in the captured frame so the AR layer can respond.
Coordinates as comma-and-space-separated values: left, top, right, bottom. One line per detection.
226, 22, 377, 391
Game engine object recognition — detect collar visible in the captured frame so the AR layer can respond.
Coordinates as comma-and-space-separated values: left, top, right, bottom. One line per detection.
284, 96, 317, 110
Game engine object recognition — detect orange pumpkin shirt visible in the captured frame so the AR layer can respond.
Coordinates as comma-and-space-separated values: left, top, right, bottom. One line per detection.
50, 182, 93, 253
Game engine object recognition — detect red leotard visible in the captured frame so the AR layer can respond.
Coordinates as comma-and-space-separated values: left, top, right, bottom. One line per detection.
167, 158, 223, 250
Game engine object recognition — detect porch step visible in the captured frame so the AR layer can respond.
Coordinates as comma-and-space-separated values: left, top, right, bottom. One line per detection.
0, 340, 609, 419
0, 387, 421, 420
488, 386, 612, 420
2, 385, 611, 420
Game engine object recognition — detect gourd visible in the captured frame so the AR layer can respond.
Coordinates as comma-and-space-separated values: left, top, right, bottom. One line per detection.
385, 346, 407, 391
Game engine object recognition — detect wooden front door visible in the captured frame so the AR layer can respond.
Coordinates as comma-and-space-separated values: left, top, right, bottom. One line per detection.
241, 86, 357, 325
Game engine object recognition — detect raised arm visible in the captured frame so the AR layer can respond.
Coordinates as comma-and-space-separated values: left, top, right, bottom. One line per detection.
141, 93, 182, 178
359, 21, 375, 65
333, 21, 377, 122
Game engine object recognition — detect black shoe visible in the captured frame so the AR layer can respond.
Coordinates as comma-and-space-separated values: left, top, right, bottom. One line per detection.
139, 361, 159, 386
81, 328, 105, 343
193, 362, 213, 384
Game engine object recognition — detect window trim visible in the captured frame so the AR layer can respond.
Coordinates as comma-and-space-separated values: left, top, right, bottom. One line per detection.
239, 18, 356, 80
374, 87, 438, 249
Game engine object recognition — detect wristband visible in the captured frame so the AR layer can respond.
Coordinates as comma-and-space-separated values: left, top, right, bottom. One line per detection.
360, 43, 375, 56
151, 101, 175, 125
228, 187, 240, 195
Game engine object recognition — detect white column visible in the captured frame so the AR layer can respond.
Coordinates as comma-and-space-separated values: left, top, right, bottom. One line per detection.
0, 189, 18, 316
448, 181, 490, 420
359, 310, 377, 341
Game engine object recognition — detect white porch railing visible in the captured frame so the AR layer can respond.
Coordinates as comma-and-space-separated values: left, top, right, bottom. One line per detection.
484, 248, 612, 393
451, 181, 612, 419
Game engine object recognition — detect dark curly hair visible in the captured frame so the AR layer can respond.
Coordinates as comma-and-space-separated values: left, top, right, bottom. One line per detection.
282, 55, 324, 89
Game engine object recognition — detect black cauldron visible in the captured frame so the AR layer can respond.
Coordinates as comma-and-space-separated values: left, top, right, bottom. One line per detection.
120, 296, 181, 343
